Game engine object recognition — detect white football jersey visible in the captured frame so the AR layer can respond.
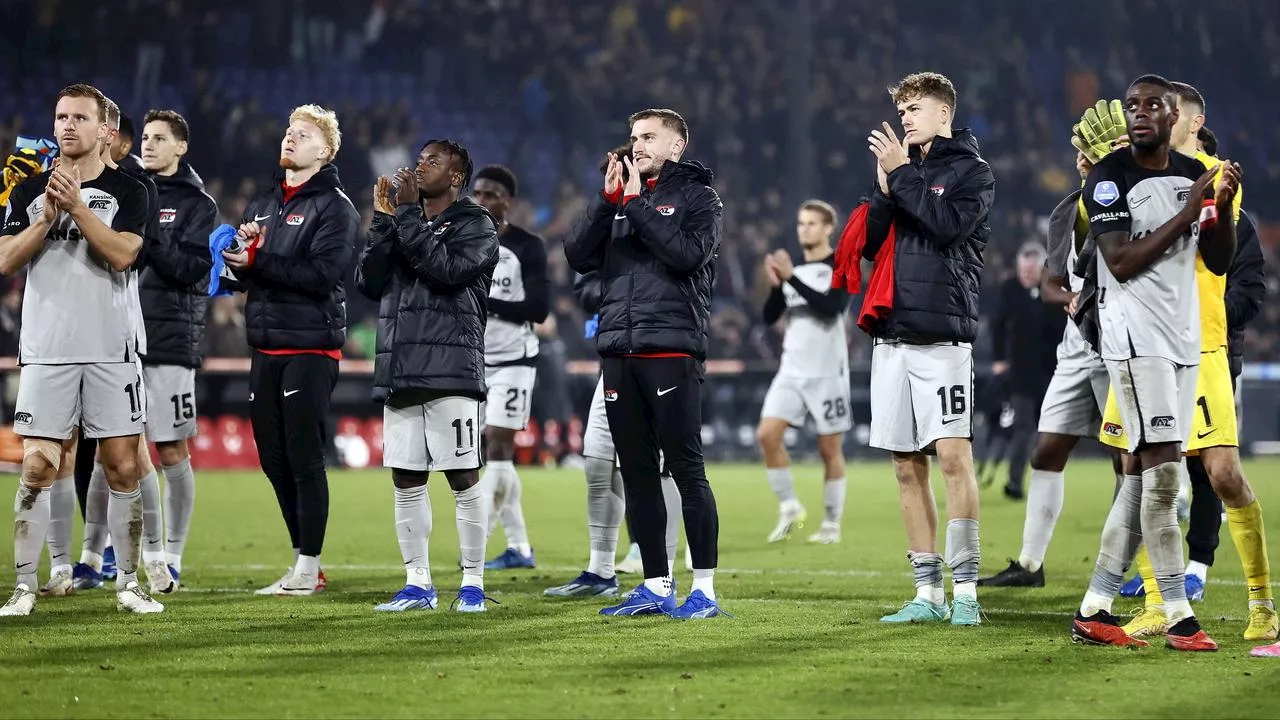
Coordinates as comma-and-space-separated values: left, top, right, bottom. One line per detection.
776, 258, 848, 379
1084, 148, 1205, 366
484, 224, 548, 366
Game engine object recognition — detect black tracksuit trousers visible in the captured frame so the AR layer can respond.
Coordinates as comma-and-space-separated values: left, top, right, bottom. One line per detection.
249, 352, 339, 557
603, 356, 718, 579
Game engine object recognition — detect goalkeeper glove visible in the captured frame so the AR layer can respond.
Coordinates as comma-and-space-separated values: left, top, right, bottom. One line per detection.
1071, 99, 1127, 163
1, 149, 43, 208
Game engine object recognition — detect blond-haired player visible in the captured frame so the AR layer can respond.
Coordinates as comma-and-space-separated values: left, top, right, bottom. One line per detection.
221, 104, 360, 596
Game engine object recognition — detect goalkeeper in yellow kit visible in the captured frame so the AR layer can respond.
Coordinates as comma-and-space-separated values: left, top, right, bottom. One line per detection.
1089, 83, 1276, 643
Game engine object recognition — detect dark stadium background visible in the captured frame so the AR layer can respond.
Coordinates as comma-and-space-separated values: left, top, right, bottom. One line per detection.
3, 0, 1280, 464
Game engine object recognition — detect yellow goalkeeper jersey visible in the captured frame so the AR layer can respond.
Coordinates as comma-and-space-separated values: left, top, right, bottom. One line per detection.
1194, 150, 1242, 351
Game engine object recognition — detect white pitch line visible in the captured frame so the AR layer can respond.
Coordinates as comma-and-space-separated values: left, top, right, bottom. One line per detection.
203, 563, 1275, 588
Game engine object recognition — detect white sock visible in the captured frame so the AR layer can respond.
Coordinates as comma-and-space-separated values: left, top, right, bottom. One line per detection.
296, 554, 320, 578
107, 486, 143, 589
661, 474, 680, 574
643, 575, 674, 597
585, 459, 623, 579
479, 461, 507, 538
589, 550, 614, 579
454, 484, 486, 590
1019, 469, 1065, 573
80, 463, 109, 562
953, 581, 977, 601
1080, 589, 1114, 617
1186, 560, 1208, 583
394, 484, 432, 589
14, 484, 51, 589
766, 466, 796, 503
915, 584, 945, 606
692, 568, 715, 601
139, 469, 165, 563
162, 458, 196, 570
489, 461, 531, 553
823, 477, 846, 524
46, 476, 75, 569
1166, 598, 1194, 625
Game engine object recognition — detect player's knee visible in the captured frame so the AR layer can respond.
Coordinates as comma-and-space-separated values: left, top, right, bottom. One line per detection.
445, 468, 480, 493
1029, 434, 1070, 472
156, 441, 189, 467
391, 468, 428, 489
102, 454, 140, 491
935, 441, 972, 481
21, 439, 61, 488
484, 427, 515, 461
1204, 456, 1252, 506
756, 422, 783, 450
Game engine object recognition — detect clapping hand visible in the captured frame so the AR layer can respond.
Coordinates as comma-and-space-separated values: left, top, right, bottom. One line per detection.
621, 155, 641, 198
869, 122, 909, 175
46, 162, 83, 212
374, 176, 395, 215
393, 167, 419, 206
603, 153, 622, 197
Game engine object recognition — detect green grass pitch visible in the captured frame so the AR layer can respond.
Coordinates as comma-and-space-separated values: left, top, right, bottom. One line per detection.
3, 459, 1279, 718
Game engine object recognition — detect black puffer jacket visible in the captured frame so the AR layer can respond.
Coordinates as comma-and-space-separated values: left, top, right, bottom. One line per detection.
862, 130, 995, 344
564, 160, 722, 360
356, 197, 499, 402
139, 163, 217, 368
1226, 209, 1265, 379
237, 164, 359, 351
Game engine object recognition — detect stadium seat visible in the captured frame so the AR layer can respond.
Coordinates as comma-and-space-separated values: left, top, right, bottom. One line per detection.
335, 416, 371, 469
215, 416, 257, 470
514, 419, 539, 466
540, 419, 562, 467
189, 416, 217, 469
363, 417, 384, 468
566, 415, 584, 456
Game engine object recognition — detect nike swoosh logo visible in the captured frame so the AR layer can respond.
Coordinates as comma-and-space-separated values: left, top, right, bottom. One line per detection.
657, 387, 677, 396
283, 390, 300, 398
1130, 195, 1151, 208
455, 449, 471, 457
172, 420, 190, 428
131, 414, 144, 423
615, 212, 628, 220
253, 214, 272, 221
1196, 428, 1217, 439
16, 562, 31, 570
941, 417, 964, 426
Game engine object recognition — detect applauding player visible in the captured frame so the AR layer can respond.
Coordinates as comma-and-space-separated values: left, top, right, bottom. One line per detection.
1, 84, 157, 616
1070, 75, 1238, 651
357, 140, 500, 613
757, 200, 850, 545
862, 73, 994, 627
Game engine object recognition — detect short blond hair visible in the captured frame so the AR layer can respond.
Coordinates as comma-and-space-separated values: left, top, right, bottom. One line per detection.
289, 104, 342, 161
102, 97, 121, 129
889, 72, 957, 111
799, 199, 838, 227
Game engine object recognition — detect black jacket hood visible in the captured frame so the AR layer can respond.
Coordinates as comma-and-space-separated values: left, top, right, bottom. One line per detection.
152, 162, 206, 192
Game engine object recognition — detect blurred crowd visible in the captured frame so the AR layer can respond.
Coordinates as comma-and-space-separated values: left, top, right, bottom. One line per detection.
3, 0, 1280, 365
